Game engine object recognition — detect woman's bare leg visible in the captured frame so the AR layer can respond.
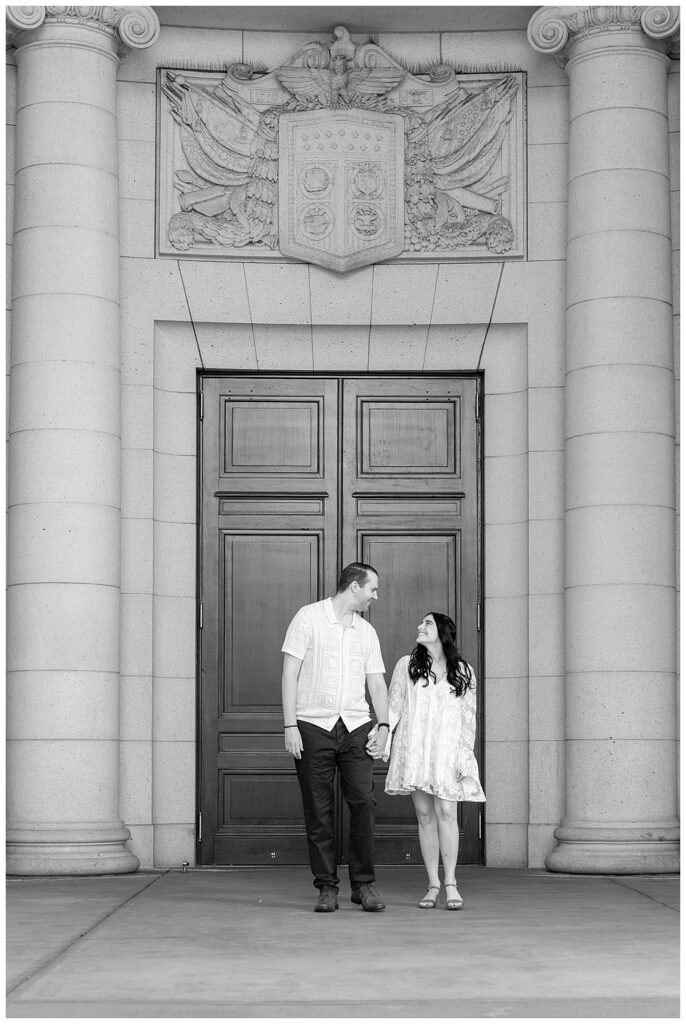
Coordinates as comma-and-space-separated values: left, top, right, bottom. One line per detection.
434, 796, 459, 884
411, 790, 441, 897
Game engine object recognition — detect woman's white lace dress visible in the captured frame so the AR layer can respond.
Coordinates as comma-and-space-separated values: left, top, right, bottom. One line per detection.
383, 655, 486, 802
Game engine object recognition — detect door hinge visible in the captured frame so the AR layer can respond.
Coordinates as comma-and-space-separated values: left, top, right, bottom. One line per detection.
199, 602, 203, 629
198, 390, 204, 421
478, 809, 482, 840
198, 812, 202, 843
476, 603, 481, 631
475, 389, 482, 421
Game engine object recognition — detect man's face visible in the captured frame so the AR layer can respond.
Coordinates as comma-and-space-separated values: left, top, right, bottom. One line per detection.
352, 572, 379, 612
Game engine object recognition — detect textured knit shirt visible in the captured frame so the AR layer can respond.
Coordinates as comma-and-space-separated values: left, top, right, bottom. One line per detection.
281, 597, 386, 731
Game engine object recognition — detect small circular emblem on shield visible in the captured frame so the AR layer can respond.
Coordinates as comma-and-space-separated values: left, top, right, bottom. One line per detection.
300, 165, 332, 197
352, 163, 383, 198
351, 204, 384, 238
300, 204, 334, 239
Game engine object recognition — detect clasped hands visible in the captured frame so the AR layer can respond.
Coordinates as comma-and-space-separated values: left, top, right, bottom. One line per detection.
365, 725, 388, 759
284, 725, 388, 759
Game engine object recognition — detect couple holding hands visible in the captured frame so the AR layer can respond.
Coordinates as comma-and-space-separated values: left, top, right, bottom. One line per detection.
281, 561, 485, 914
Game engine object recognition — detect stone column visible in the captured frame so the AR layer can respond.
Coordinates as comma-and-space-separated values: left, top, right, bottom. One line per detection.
6, 5, 159, 874
528, 6, 680, 873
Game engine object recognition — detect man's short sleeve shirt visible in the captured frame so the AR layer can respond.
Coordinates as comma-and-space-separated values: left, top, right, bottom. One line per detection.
281, 598, 385, 731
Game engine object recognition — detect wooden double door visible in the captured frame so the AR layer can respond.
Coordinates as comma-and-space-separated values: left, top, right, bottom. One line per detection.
198, 374, 483, 866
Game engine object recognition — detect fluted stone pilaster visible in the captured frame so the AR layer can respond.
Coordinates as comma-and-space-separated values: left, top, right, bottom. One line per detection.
529, 6, 680, 873
6, 5, 159, 875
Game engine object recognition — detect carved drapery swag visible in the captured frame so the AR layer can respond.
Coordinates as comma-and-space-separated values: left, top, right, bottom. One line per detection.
158, 26, 525, 270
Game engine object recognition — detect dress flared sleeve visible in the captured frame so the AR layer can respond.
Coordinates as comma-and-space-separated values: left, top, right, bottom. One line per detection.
382, 656, 409, 761
456, 667, 486, 801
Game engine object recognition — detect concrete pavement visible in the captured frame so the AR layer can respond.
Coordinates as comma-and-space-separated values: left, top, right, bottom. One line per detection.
6, 866, 680, 1018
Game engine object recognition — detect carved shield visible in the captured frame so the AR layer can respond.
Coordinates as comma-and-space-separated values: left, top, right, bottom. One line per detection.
278, 109, 405, 273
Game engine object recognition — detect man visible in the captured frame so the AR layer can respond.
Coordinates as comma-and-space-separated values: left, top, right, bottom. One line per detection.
281, 562, 389, 913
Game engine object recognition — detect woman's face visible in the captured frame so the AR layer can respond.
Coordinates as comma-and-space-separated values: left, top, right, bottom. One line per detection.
416, 614, 439, 647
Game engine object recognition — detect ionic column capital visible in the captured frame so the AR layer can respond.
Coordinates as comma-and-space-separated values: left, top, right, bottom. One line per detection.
6, 5, 160, 51
528, 5, 680, 56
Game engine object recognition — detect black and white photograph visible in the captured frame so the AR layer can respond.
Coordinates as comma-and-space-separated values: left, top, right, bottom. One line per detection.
5, 2, 680, 1018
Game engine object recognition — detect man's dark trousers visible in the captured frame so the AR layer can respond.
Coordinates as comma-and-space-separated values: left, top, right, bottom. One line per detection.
295, 718, 376, 891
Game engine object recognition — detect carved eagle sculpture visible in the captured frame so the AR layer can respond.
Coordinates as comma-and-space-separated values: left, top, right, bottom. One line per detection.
275, 25, 404, 108
162, 28, 517, 255
276, 56, 404, 108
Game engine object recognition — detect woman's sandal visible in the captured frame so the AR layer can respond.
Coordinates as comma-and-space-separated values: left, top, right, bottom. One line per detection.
418, 885, 440, 909
445, 882, 464, 910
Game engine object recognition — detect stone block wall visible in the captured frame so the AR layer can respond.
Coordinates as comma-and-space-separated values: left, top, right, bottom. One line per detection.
112, 24, 570, 870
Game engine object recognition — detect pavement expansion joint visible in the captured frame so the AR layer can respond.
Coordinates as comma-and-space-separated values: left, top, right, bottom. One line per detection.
6, 873, 165, 998
608, 876, 681, 912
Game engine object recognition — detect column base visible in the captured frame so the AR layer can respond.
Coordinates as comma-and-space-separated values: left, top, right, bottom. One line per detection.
545, 824, 680, 874
6, 824, 140, 876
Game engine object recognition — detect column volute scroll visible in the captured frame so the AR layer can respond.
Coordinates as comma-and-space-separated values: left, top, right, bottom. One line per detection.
6, 5, 160, 52
528, 5, 680, 60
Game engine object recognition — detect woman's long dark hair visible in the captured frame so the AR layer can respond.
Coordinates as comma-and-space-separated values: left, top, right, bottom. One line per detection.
408, 612, 473, 697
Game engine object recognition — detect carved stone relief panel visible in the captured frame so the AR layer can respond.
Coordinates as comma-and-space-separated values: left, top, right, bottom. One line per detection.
157, 26, 526, 271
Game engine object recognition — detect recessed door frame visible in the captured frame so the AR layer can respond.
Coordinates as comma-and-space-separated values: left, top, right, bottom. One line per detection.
195, 369, 485, 866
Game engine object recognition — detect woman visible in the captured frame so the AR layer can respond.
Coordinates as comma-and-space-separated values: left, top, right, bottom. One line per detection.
384, 612, 485, 910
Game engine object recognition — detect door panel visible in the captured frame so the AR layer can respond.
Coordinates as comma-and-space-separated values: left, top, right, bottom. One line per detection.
221, 533, 320, 711
200, 374, 483, 866
200, 377, 338, 864
341, 377, 481, 863
361, 534, 459, 649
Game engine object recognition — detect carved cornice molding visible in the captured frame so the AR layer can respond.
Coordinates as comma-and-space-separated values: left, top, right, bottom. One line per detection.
6, 6, 160, 50
528, 5, 680, 55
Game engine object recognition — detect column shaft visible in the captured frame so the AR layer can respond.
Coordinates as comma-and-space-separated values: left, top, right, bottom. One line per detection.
7, 18, 136, 874
537, 20, 679, 873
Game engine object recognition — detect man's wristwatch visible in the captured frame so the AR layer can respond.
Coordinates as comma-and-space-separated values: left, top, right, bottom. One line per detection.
376, 722, 389, 730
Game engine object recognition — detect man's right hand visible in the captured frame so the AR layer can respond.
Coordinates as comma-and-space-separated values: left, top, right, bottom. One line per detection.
284, 726, 304, 759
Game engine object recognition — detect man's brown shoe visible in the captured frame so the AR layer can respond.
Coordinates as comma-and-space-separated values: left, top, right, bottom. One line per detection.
351, 883, 386, 911
314, 887, 339, 912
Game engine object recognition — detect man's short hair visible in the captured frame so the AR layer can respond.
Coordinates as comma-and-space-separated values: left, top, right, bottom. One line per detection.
336, 562, 378, 594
